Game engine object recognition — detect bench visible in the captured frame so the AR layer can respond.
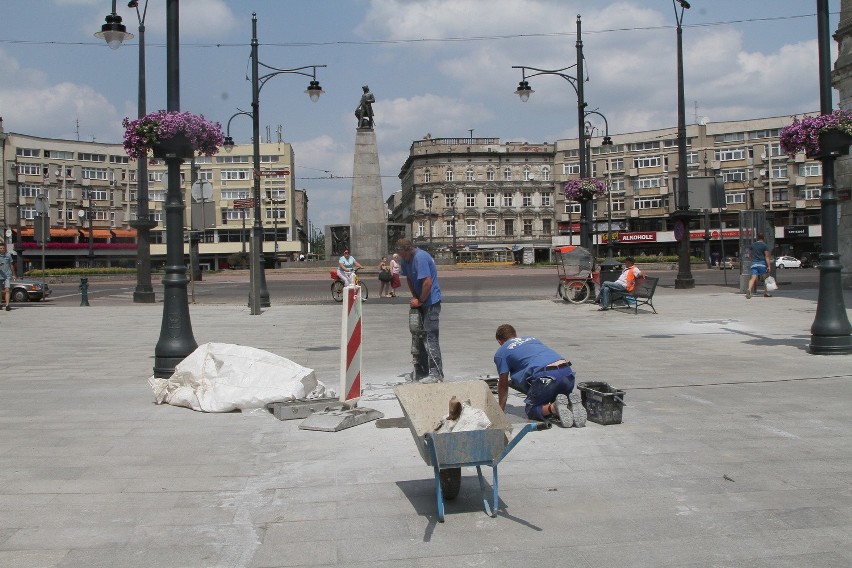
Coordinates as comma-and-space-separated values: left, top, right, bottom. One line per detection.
610, 276, 659, 314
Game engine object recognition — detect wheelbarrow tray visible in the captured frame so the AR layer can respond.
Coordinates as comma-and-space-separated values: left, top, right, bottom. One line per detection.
394, 380, 543, 521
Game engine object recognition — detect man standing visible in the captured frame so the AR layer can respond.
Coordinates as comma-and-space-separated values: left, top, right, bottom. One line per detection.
493, 324, 585, 428
0, 242, 15, 311
396, 238, 443, 383
746, 232, 772, 299
597, 256, 642, 310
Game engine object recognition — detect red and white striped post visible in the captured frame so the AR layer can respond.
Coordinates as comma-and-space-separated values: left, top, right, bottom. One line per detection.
339, 284, 363, 403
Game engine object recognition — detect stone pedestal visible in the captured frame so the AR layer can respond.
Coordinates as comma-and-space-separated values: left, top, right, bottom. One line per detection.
349, 128, 387, 263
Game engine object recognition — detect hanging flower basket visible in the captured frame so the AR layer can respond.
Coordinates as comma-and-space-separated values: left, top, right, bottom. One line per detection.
779, 109, 852, 159
122, 110, 224, 160
564, 177, 607, 202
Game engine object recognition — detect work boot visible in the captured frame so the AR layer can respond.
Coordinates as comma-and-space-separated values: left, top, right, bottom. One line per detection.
551, 394, 573, 428
567, 392, 587, 428
746, 288, 752, 299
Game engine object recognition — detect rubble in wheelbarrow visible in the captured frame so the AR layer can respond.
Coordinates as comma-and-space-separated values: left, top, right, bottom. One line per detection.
433, 395, 492, 433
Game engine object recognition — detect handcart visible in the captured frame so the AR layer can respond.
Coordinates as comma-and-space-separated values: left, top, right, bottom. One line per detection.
554, 245, 599, 303
394, 380, 547, 522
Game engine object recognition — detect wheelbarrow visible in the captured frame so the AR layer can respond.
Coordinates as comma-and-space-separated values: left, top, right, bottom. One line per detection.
394, 380, 548, 522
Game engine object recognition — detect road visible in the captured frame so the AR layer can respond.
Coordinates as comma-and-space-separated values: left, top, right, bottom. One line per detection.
37, 265, 822, 307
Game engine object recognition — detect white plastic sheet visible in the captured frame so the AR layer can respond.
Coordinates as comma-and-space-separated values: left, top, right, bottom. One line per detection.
148, 342, 333, 412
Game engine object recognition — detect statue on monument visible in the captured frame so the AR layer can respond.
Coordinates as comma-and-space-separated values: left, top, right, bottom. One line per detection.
354, 85, 375, 129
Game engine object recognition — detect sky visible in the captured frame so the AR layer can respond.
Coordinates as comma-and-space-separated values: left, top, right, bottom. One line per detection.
0, 0, 840, 231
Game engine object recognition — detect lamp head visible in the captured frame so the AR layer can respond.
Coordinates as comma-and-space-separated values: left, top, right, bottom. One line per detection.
223, 136, 235, 153
676, 0, 690, 8
515, 80, 533, 103
603, 136, 613, 146
95, 11, 133, 49
305, 80, 324, 103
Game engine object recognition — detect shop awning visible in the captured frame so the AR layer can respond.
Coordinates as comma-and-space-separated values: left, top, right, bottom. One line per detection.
79, 229, 113, 239
51, 228, 79, 238
111, 228, 137, 238
20, 228, 34, 237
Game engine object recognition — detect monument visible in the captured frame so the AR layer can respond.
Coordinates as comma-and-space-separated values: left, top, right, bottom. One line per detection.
349, 86, 388, 263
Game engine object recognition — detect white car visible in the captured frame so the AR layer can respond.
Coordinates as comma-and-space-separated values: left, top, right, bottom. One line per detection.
775, 255, 802, 269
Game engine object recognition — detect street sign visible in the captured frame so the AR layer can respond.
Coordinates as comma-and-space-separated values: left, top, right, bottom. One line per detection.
233, 198, 255, 209
673, 220, 686, 242
191, 181, 213, 203
261, 169, 290, 176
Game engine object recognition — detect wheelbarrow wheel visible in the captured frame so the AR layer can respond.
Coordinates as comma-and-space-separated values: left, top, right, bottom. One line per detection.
440, 467, 462, 500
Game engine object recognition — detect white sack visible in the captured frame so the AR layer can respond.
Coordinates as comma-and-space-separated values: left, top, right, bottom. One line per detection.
434, 401, 492, 433
148, 342, 328, 412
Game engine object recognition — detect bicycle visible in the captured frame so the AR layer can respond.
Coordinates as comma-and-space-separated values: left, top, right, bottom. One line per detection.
553, 245, 599, 304
330, 269, 369, 302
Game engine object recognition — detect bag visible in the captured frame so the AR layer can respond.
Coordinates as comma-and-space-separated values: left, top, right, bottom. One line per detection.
379, 269, 392, 282
764, 276, 778, 291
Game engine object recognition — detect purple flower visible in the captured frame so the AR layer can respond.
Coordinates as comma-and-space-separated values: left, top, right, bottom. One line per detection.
122, 110, 224, 160
779, 109, 852, 157
564, 177, 607, 201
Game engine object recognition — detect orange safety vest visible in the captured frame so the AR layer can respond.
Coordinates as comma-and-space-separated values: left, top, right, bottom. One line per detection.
624, 266, 638, 292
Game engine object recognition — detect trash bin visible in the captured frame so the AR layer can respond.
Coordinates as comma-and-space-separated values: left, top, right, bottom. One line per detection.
598, 259, 622, 284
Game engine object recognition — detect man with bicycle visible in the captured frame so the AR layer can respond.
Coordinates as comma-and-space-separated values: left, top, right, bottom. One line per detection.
396, 238, 444, 384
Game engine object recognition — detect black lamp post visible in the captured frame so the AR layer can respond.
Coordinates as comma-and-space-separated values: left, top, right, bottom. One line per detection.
672, 0, 695, 289
96, 0, 157, 303
585, 109, 615, 263
12, 163, 25, 278
424, 193, 437, 248
152, 0, 197, 377
514, 15, 589, 248
446, 193, 458, 263
223, 12, 324, 315
809, 0, 852, 354
80, 183, 95, 267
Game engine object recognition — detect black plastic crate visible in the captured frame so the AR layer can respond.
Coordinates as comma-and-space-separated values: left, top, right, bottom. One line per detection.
577, 381, 625, 425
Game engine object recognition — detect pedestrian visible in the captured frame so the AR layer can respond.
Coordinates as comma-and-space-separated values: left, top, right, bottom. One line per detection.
378, 255, 393, 297
746, 232, 773, 299
337, 247, 363, 287
0, 242, 15, 311
597, 256, 643, 310
493, 324, 586, 428
396, 238, 443, 383
389, 253, 401, 297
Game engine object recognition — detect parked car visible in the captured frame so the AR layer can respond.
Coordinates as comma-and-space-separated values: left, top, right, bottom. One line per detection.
718, 257, 739, 270
10, 280, 52, 302
775, 255, 802, 269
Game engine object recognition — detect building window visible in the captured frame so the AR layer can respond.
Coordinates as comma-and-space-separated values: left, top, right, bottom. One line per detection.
466, 219, 477, 236
446, 169, 454, 182
486, 168, 494, 181
635, 196, 665, 209
486, 220, 497, 236
798, 163, 821, 177
109, 155, 130, 164
542, 219, 552, 235
770, 165, 788, 179
87, 189, 108, 201
46, 150, 73, 160
609, 158, 624, 171
221, 169, 250, 181
503, 167, 512, 181
686, 151, 699, 165
541, 167, 550, 181
749, 129, 779, 139
565, 203, 581, 214
523, 219, 533, 235
224, 209, 248, 221
18, 184, 40, 198
714, 132, 745, 143
424, 169, 432, 183
523, 167, 532, 181
801, 187, 821, 199
445, 194, 456, 208
772, 189, 788, 201
486, 193, 495, 207
633, 156, 662, 169
502, 192, 512, 207
715, 148, 746, 162
541, 193, 551, 207
17, 163, 41, 176
260, 155, 279, 163
563, 163, 580, 175
466, 168, 474, 181
721, 168, 748, 182
610, 178, 625, 192
445, 220, 455, 236
726, 192, 746, 204
463, 192, 475, 207
629, 141, 659, 151
78, 152, 106, 162
504, 219, 514, 236
217, 155, 251, 163
265, 208, 286, 220
82, 167, 108, 180
417, 221, 425, 237
612, 199, 625, 212
16, 148, 40, 158
222, 190, 251, 200
149, 190, 165, 202
634, 176, 663, 189
522, 193, 533, 207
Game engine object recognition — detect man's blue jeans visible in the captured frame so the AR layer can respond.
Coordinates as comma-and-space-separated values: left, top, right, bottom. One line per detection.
525, 367, 576, 421
415, 302, 443, 380
599, 281, 628, 309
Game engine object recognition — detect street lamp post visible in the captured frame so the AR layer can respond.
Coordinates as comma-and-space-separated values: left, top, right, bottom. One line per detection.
809, 0, 852, 354
584, 109, 614, 262
96, 2, 155, 302
672, 0, 695, 289
424, 193, 437, 248
514, 15, 589, 248
222, 12, 324, 315
12, 163, 25, 278
79, 183, 95, 267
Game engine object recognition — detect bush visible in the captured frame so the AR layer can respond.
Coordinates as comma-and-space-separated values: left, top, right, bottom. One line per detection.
26, 267, 138, 278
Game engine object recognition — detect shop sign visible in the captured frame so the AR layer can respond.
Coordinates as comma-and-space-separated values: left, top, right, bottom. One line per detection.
784, 225, 808, 237
619, 232, 657, 242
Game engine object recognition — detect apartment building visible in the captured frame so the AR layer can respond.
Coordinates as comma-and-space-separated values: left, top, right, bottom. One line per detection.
0, 126, 307, 270
393, 115, 825, 263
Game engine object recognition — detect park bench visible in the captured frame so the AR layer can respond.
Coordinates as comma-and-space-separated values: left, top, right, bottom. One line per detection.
611, 276, 658, 314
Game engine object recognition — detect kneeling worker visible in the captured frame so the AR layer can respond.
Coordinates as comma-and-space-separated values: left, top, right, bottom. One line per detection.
493, 324, 586, 428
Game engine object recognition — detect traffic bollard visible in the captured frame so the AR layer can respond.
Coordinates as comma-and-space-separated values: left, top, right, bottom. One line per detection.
80, 277, 90, 306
